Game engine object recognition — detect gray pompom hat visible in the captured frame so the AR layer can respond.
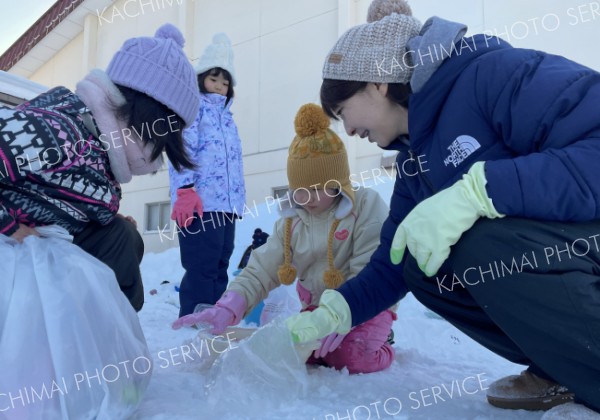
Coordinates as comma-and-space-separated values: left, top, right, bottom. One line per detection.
367, 0, 414, 23
322, 4, 422, 84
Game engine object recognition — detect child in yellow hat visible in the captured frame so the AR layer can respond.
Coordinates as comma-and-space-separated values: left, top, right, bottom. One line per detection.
174, 103, 396, 374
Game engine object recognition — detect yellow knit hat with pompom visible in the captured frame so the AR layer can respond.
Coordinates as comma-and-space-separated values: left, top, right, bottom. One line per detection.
287, 103, 353, 196
278, 103, 353, 289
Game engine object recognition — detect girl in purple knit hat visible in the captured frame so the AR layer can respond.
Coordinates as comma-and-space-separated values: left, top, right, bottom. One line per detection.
0, 23, 200, 311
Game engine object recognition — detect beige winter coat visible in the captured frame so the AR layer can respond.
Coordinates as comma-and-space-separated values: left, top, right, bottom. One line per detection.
227, 187, 389, 314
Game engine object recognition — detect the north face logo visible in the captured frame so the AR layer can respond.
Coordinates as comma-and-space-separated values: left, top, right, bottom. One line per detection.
443, 135, 481, 167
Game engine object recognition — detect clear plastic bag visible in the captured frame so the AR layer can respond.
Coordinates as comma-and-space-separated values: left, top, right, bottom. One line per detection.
189, 325, 256, 372
203, 318, 319, 416
0, 226, 152, 420
259, 283, 301, 326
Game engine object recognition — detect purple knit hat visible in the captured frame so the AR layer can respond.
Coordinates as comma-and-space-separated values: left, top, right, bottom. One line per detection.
106, 23, 199, 127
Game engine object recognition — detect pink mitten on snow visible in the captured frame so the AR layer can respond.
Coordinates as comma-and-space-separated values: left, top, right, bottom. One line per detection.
171, 291, 247, 334
313, 332, 346, 359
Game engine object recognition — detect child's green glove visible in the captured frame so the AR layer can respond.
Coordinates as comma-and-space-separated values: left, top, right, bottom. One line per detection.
390, 162, 503, 276
286, 290, 352, 344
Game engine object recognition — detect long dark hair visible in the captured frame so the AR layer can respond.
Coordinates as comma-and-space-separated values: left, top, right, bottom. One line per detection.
198, 67, 235, 105
114, 85, 194, 171
320, 79, 412, 119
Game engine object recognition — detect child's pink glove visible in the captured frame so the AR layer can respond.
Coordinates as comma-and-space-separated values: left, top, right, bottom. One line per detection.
296, 280, 312, 306
313, 332, 346, 359
171, 291, 247, 334
171, 188, 203, 228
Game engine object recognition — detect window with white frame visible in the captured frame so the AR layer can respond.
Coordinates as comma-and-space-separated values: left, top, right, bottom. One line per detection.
272, 186, 289, 199
145, 201, 171, 233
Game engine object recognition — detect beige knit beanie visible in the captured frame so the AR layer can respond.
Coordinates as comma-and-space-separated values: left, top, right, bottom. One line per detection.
322, 0, 422, 84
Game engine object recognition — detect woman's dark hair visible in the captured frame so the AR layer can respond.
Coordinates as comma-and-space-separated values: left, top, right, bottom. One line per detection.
198, 67, 235, 105
320, 79, 412, 119
114, 85, 195, 172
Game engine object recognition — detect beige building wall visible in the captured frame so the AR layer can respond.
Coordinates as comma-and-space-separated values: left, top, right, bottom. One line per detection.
25, 0, 600, 253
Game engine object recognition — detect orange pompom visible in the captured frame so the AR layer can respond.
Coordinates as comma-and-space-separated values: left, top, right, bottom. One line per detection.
323, 269, 344, 289
294, 103, 331, 137
278, 263, 297, 285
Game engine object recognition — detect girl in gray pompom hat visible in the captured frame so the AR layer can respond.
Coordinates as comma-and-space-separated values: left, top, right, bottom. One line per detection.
286, 1, 600, 418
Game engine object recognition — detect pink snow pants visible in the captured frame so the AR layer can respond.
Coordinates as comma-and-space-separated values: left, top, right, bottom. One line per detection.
306, 308, 396, 374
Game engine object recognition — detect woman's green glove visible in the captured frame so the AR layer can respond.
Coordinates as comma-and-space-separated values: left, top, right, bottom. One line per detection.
390, 162, 503, 276
286, 290, 352, 344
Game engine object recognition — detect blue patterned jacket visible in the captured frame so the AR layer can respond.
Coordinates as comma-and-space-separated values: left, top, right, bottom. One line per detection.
168, 93, 246, 216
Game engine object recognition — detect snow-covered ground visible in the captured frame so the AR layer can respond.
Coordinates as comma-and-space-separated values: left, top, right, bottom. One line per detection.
134, 177, 545, 420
